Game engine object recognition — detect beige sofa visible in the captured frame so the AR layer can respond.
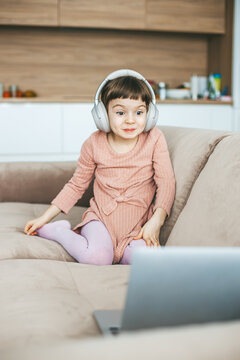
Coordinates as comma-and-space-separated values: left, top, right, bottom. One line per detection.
1, 126, 240, 360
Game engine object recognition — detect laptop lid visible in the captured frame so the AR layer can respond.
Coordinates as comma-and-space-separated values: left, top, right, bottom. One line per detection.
121, 247, 240, 331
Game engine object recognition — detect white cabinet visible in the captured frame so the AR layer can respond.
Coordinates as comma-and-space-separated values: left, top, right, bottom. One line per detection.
62, 104, 96, 154
0, 104, 62, 158
0, 102, 235, 162
157, 104, 233, 131
233, 109, 240, 132
209, 106, 234, 131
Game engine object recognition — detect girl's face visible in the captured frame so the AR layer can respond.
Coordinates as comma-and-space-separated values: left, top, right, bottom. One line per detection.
107, 97, 147, 141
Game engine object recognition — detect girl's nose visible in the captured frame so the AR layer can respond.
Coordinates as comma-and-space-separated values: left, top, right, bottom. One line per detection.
126, 114, 135, 123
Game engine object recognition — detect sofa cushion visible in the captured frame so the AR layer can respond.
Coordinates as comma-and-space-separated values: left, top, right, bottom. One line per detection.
0, 203, 87, 261
166, 134, 240, 247
0, 259, 129, 351
1, 258, 240, 359
159, 126, 230, 245
0, 161, 93, 207
2, 321, 240, 360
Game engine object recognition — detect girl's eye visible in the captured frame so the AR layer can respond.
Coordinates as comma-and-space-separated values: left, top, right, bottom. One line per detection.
117, 111, 124, 115
137, 111, 143, 115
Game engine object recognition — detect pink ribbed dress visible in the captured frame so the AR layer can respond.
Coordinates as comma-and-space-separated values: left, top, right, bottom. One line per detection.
52, 126, 175, 264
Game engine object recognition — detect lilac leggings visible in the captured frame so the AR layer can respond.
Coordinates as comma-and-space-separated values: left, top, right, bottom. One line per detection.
37, 220, 146, 265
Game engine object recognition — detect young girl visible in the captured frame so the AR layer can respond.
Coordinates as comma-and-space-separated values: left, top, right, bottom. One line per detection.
24, 69, 175, 265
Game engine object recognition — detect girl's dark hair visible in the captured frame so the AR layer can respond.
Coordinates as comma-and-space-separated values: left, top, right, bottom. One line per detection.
100, 76, 152, 112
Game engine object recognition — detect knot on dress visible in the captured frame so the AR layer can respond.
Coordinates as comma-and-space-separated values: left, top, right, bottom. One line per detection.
102, 192, 147, 216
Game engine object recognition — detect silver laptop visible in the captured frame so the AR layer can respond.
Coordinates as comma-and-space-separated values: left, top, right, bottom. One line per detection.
94, 247, 240, 336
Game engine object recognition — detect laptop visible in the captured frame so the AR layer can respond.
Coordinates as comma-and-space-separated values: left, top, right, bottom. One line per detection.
94, 247, 240, 336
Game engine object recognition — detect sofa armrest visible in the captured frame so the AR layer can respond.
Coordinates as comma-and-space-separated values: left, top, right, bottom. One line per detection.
0, 162, 93, 207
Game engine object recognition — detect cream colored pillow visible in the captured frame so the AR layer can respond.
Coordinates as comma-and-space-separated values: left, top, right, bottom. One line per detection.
167, 134, 240, 247
159, 126, 230, 245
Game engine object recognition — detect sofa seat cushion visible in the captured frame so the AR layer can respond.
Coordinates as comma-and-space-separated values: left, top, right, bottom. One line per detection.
0, 202, 87, 261
0, 259, 129, 351
167, 134, 240, 247
159, 126, 230, 245
2, 321, 240, 360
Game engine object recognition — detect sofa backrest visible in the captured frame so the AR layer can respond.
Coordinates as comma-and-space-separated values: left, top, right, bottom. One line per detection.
166, 133, 240, 247
0, 161, 93, 208
159, 126, 231, 245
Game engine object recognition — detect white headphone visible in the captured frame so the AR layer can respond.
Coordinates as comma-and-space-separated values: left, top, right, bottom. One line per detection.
91, 69, 159, 133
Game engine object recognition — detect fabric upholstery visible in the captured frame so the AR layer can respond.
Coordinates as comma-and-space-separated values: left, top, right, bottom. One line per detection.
167, 134, 240, 246
159, 126, 229, 245
2, 321, 240, 360
0, 203, 86, 261
0, 161, 93, 207
0, 259, 129, 352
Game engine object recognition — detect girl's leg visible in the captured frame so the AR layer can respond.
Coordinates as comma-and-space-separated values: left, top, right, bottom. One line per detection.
120, 239, 147, 265
37, 220, 114, 265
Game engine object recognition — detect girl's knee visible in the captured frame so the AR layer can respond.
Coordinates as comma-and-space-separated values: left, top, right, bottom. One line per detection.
81, 252, 113, 266
94, 250, 113, 265
81, 220, 112, 247
81, 220, 109, 236
78, 246, 114, 266
120, 239, 146, 265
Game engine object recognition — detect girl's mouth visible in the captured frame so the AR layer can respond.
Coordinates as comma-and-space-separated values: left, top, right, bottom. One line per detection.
123, 129, 136, 132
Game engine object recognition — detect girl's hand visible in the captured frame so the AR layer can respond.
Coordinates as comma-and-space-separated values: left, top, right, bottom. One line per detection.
24, 204, 61, 236
24, 216, 48, 236
133, 216, 162, 247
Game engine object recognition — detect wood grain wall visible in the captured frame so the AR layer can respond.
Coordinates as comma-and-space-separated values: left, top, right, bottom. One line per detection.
208, 0, 233, 94
0, 26, 208, 99
0, 0, 58, 26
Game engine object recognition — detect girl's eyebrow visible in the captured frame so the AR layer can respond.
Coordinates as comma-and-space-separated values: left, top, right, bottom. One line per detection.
112, 104, 125, 108
112, 104, 146, 109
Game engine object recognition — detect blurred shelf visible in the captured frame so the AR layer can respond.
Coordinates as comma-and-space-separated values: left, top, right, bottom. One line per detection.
157, 99, 233, 105
0, 96, 92, 103
0, 97, 233, 105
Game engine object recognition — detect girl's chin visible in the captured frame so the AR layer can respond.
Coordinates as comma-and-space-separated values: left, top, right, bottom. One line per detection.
121, 132, 138, 138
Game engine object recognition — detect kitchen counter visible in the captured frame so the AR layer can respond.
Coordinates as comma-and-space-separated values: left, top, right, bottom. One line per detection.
0, 97, 233, 105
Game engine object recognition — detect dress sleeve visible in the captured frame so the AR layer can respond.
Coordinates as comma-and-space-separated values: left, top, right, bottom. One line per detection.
152, 130, 176, 217
51, 136, 96, 214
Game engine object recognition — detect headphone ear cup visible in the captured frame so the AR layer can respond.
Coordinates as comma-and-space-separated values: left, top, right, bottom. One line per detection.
145, 102, 159, 132
91, 102, 110, 132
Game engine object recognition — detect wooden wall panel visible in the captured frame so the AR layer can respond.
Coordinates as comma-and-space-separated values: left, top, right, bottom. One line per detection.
0, 0, 58, 26
0, 26, 208, 99
208, 0, 233, 94
60, 0, 145, 30
146, 0, 225, 34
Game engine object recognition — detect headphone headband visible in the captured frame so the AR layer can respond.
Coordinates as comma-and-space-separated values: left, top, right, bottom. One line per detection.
94, 69, 156, 105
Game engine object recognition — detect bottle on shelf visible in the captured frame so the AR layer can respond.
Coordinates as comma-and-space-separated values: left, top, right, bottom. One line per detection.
213, 73, 222, 98
190, 75, 198, 101
158, 82, 166, 100
208, 74, 217, 100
